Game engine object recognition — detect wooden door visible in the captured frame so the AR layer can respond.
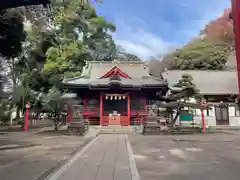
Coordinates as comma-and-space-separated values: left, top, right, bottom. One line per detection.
215, 106, 229, 125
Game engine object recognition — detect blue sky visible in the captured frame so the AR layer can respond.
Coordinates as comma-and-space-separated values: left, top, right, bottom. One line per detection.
95, 0, 231, 60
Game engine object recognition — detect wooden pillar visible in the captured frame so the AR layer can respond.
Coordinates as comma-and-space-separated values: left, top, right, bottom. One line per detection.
145, 97, 148, 112
67, 106, 72, 123
232, 0, 240, 95
128, 95, 131, 126
100, 94, 103, 126
83, 97, 87, 113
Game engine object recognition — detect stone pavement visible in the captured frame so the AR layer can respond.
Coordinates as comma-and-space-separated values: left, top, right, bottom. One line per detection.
47, 135, 140, 180
129, 134, 240, 180
0, 131, 89, 180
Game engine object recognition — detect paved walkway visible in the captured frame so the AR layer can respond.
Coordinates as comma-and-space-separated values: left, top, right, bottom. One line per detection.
46, 135, 139, 180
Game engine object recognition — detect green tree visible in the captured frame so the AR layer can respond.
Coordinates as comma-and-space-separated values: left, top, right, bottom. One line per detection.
173, 73, 200, 100
170, 39, 229, 70
115, 45, 142, 61
0, 0, 50, 9
41, 0, 116, 78
124, 53, 141, 61
0, 9, 26, 58
42, 86, 65, 131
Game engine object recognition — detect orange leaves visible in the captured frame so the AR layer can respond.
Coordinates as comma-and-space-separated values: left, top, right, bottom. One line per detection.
202, 8, 234, 42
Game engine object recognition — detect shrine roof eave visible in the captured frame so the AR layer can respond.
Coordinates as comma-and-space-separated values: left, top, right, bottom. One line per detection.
61, 85, 167, 93
62, 83, 167, 89
62, 80, 168, 88
61, 83, 89, 89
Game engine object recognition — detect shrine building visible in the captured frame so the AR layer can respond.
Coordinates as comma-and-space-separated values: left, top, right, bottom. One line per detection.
61, 60, 168, 126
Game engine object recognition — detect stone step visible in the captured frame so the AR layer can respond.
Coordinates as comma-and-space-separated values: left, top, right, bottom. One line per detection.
99, 130, 135, 134
99, 126, 135, 134
100, 125, 132, 129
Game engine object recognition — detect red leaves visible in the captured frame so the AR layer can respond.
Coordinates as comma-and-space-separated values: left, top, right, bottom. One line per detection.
202, 8, 234, 42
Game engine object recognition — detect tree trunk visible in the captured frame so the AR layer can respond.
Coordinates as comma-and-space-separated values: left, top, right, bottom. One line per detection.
9, 104, 14, 127
9, 58, 18, 127
54, 112, 60, 131
16, 106, 20, 122
171, 109, 181, 127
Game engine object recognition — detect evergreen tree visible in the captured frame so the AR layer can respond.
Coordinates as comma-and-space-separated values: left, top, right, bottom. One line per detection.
173, 73, 201, 101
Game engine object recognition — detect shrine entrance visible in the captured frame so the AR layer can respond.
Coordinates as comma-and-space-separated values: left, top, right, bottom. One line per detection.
102, 93, 130, 126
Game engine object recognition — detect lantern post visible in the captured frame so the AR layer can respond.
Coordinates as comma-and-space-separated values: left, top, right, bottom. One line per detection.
24, 103, 30, 132
201, 101, 207, 133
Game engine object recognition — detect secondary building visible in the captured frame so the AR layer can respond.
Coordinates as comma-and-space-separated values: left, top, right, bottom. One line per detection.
162, 70, 240, 127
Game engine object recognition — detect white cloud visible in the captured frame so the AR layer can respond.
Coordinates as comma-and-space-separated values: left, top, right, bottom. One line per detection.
112, 20, 176, 60
110, 0, 231, 60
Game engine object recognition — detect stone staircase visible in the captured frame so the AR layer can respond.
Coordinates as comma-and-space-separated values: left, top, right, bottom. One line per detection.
99, 125, 137, 134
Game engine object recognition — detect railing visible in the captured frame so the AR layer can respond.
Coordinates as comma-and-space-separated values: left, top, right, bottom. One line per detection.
131, 110, 148, 116
130, 116, 146, 125
83, 108, 100, 117
88, 117, 100, 125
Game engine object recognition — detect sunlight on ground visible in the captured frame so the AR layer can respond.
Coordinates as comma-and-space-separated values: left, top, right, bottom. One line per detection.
185, 147, 204, 152
134, 154, 147, 160
169, 148, 185, 159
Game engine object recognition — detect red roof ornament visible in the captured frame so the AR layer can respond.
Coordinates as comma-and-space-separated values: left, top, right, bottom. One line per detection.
100, 66, 131, 79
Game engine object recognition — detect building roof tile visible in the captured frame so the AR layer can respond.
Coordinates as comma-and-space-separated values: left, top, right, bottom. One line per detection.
62, 60, 167, 88
162, 70, 238, 95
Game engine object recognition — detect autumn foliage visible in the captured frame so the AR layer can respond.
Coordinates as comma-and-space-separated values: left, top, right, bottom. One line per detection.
149, 8, 235, 74
202, 8, 234, 43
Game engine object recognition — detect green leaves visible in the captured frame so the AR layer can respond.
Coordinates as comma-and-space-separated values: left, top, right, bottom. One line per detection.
41, 0, 119, 77
0, 9, 26, 58
173, 74, 200, 100
166, 39, 229, 70
88, 16, 116, 32
42, 86, 64, 112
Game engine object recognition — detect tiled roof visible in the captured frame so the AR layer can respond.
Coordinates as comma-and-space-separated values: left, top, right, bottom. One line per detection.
82, 60, 149, 78
162, 70, 238, 95
61, 93, 77, 99
62, 60, 167, 88
226, 53, 236, 70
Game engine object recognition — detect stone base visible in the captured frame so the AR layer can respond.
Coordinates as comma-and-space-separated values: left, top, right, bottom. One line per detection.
99, 125, 135, 134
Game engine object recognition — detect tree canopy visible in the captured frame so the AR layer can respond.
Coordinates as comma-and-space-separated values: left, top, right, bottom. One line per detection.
0, 0, 141, 124
173, 73, 201, 101
0, 9, 26, 58
155, 8, 235, 72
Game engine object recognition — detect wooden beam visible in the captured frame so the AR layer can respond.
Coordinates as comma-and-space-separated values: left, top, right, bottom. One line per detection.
83, 97, 87, 113
158, 102, 211, 110
100, 95, 103, 126
128, 95, 131, 126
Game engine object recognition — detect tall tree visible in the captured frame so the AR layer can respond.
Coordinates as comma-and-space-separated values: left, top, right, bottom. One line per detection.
157, 8, 234, 71
0, 9, 26, 59
160, 39, 229, 70
42, 0, 116, 78
201, 8, 234, 47
0, 0, 50, 9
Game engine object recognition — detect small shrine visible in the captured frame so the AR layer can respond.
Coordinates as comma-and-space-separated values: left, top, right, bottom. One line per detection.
61, 60, 168, 126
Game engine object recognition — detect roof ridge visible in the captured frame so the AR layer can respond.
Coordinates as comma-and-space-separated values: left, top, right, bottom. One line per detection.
62, 76, 83, 82
85, 60, 144, 64
62, 74, 91, 82
166, 70, 236, 72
